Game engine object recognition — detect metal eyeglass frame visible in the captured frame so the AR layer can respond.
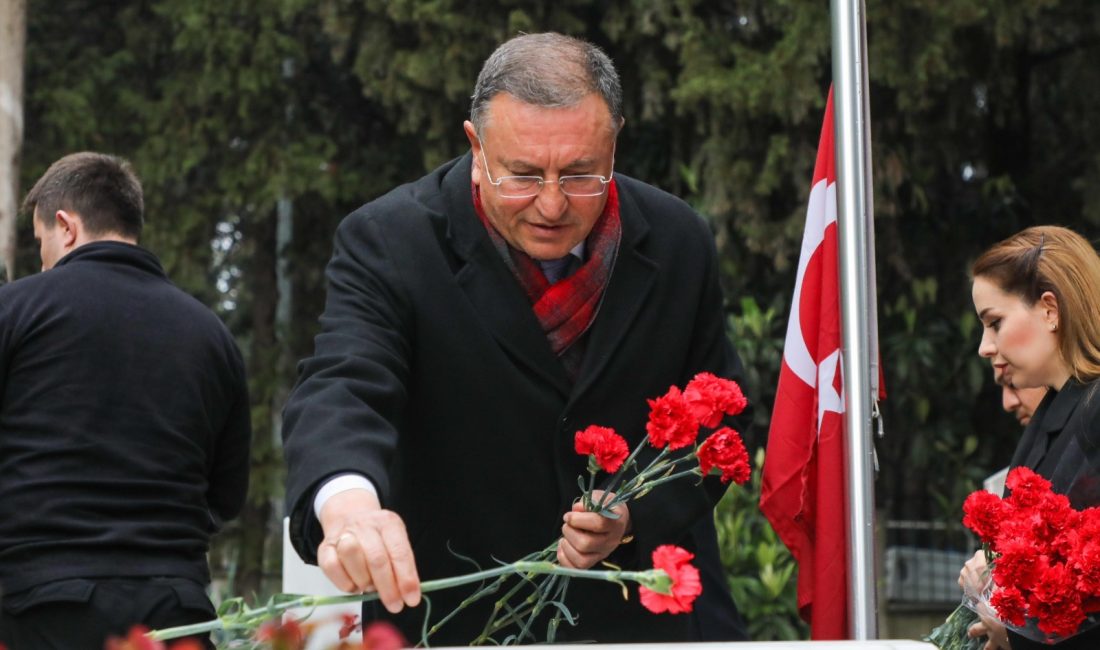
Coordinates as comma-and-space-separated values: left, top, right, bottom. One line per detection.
478, 143, 614, 199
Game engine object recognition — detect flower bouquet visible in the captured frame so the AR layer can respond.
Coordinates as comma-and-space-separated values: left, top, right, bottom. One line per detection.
149, 373, 751, 647
956, 466, 1100, 645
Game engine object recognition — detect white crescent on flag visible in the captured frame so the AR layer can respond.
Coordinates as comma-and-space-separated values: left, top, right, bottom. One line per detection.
782, 177, 845, 427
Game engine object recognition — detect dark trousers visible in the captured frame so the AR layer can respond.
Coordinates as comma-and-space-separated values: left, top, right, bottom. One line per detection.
0, 577, 215, 650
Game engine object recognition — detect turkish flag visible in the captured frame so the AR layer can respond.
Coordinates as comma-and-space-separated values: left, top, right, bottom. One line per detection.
759, 87, 849, 640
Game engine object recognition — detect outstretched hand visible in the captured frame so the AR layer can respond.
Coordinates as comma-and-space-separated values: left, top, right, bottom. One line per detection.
316, 488, 421, 613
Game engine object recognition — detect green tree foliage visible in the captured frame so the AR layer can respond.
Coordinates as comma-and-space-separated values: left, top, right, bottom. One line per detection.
16, 0, 1100, 639
715, 447, 807, 640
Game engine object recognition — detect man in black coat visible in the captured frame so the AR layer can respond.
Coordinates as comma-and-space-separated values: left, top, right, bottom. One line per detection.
0, 152, 252, 649
284, 32, 748, 644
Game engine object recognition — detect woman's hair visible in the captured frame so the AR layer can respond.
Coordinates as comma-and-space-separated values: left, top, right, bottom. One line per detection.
972, 225, 1100, 383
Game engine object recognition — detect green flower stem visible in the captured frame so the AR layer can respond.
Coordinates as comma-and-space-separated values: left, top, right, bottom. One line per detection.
514, 573, 561, 643
596, 444, 669, 510
470, 559, 553, 643
611, 446, 701, 500
149, 561, 668, 642
925, 603, 983, 650
428, 569, 518, 641
614, 468, 704, 504
583, 469, 597, 510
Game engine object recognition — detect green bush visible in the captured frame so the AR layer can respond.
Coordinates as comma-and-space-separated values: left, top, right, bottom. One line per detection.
714, 447, 809, 641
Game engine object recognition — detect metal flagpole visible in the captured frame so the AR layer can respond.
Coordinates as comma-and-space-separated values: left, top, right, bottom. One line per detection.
830, 0, 879, 639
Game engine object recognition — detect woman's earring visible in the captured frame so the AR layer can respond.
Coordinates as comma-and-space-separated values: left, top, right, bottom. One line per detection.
1051, 323, 1058, 331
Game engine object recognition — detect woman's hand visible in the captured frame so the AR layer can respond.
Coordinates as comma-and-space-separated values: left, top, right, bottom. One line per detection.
959, 549, 989, 598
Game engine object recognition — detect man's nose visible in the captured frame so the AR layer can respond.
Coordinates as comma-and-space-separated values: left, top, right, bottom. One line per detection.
534, 181, 568, 221
1002, 388, 1021, 413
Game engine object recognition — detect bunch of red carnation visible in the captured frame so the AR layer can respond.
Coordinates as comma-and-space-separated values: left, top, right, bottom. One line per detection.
962, 466, 1100, 640
574, 372, 751, 485
572, 373, 750, 615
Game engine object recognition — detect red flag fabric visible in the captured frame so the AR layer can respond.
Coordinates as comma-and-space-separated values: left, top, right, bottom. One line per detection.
759, 87, 849, 640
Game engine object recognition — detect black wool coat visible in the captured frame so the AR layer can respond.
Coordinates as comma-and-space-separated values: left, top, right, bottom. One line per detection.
283, 154, 750, 644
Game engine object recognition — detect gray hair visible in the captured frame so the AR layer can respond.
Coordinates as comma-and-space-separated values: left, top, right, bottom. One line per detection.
470, 33, 623, 135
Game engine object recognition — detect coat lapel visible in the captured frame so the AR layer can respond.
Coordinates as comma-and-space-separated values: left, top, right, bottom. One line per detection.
441, 155, 573, 397
569, 183, 657, 403
1023, 381, 1085, 471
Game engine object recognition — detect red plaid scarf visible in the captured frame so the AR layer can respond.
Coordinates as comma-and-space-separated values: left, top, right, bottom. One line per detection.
473, 181, 622, 376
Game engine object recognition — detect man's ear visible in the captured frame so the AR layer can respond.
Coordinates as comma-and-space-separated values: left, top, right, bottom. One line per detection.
463, 121, 483, 185
54, 210, 80, 248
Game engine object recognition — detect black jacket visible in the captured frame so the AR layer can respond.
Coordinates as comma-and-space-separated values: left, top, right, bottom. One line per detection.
283, 155, 749, 643
0, 242, 251, 596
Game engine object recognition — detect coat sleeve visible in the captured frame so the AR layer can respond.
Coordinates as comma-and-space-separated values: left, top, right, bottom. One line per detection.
282, 211, 414, 564
205, 344, 252, 527
621, 210, 753, 560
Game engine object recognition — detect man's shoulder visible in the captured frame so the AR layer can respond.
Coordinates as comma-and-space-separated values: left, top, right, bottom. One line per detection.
615, 174, 713, 251
337, 157, 462, 238
0, 268, 63, 313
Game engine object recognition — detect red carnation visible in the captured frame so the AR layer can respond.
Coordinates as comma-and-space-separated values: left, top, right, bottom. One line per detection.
1029, 564, 1086, 638
1073, 508, 1100, 597
683, 373, 748, 427
103, 627, 166, 650
1005, 466, 1053, 509
1073, 537, 1100, 597
338, 613, 361, 640
639, 545, 703, 614
992, 536, 1049, 592
574, 425, 630, 473
962, 490, 1007, 543
696, 427, 751, 484
255, 617, 305, 650
362, 620, 407, 650
990, 585, 1028, 627
645, 386, 699, 450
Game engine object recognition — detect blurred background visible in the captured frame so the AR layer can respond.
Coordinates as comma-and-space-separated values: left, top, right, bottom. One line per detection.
3, 0, 1100, 641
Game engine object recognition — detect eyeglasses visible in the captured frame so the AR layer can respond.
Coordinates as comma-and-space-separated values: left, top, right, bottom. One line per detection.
478, 145, 613, 199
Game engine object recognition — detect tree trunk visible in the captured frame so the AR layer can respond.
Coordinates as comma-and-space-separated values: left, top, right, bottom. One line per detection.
0, 0, 26, 282
235, 207, 281, 599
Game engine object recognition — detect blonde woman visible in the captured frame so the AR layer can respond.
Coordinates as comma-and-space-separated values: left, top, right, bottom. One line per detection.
961, 225, 1100, 650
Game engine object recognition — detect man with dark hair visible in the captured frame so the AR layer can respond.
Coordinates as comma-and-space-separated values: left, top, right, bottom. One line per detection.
0, 152, 252, 648
284, 32, 749, 643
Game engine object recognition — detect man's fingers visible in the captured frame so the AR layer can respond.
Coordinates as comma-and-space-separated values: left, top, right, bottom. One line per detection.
565, 511, 617, 534
561, 520, 610, 554
317, 536, 357, 593
335, 530, 378, 595
380, 517, 421, 607
557, 538, 599, 569
354, 524, 407, 613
